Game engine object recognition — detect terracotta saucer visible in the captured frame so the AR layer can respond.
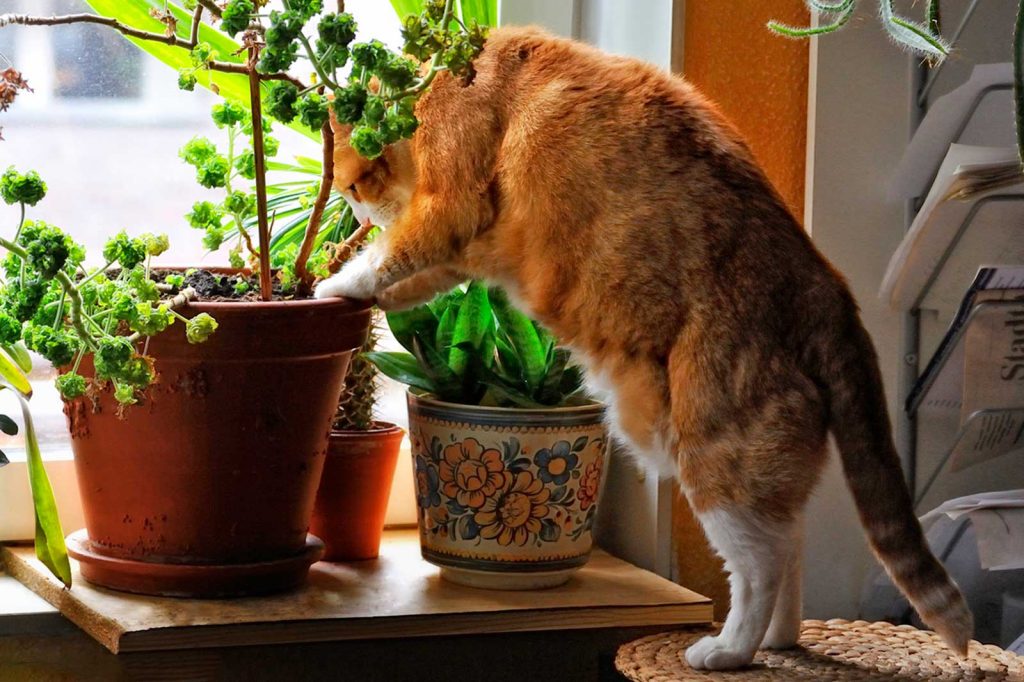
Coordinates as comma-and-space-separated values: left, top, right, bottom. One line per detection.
66, 529, 325, 598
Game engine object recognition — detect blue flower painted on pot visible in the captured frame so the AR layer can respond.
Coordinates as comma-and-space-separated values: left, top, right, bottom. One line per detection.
414, 455, 441, 510
533, 440, 579, 486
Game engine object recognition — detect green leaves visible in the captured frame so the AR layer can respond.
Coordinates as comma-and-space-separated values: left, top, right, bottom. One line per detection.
220, 0, 254, 36
447, 280, 491, 377
0, 341, 69, 584
186, 313, 218, 344
0, 346, 32, 396
0, 167, 47, 206
368, 282, 585, 408
17, 394, 71, 587
489, 287, 545, 392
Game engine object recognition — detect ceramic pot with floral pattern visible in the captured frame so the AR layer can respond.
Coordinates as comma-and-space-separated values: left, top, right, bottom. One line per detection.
406, 391, 609, 590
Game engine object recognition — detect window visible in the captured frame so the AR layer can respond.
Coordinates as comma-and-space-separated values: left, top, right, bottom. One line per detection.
50, 0, 142, 100
0, 1, 412, 533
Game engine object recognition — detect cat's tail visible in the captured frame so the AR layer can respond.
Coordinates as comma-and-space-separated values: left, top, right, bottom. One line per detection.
821, 305, 973, 656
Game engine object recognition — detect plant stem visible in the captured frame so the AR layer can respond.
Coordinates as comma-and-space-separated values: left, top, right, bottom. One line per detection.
197, 0, 222, 19
53, 290, 66, 327
70, 348, 84, 374
53, 271, 97, 351
0, 14, 307, 90
188, 3, 203, 46
126, 287, 197, 343
294, 119, 335, 293
325, 219, 375, 275
13, 203, 24, 242
76, 261, 116, 288
298, 32, 339, 90
0, 12, 191, 47
394, 0, 455, 100
246, 44, 273, 301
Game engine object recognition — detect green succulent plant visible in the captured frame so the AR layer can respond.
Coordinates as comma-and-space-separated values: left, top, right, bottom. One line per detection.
367, 282, 586, 408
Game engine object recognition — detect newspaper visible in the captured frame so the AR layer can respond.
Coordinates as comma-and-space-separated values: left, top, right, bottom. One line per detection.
963, 289, 1024, 420
891, 63, 1015, 201
921, 490, 1024, 571
880, 145, 1024, 312
908, 267, 1024, 471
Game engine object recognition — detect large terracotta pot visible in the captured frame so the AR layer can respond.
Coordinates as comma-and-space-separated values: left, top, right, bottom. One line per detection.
309, 423, 404, 561
406, 392, 609, 590
64, 295, 372, 597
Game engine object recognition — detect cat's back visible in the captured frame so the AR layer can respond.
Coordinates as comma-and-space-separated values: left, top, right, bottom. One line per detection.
475, 26, 752, 169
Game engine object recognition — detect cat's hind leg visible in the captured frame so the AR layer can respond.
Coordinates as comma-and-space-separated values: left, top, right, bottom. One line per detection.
762, 516, 804, 650
684, 507, 796, 671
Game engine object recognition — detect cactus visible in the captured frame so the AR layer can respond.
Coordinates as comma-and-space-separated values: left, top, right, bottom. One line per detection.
333, 324, 380, 431
768, 1, 949, 60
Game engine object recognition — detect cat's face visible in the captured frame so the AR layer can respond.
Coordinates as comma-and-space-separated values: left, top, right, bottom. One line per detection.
331, 120, 416, 228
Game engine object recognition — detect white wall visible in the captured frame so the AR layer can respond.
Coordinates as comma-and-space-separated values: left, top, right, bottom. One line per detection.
803, 4, 916, 617
578, 0, 674, 69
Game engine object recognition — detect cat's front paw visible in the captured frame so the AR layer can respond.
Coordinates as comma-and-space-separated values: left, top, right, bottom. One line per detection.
684, 634, 755, 671
314, 253, 380, 300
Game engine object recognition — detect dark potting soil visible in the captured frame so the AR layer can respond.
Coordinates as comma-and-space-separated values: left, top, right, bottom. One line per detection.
151, 268, 305, 302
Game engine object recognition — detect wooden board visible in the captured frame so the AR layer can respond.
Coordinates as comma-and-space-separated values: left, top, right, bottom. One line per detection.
1, 531, 711, 654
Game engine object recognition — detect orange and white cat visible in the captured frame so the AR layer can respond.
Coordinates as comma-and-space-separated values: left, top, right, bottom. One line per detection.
315, 26, 972, 669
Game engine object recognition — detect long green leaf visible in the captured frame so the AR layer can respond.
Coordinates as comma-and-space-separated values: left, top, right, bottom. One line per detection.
2, 342, 32, 373
16, 394, 71, 587
447, 281, 491, 377
494, 335, 523, 384
489, 287, 545, 391
412, 334, 463, 400
458, 0, 497, 27
364, 351, 436, 393
476, 364, 545, 408
538, 347, 570, 404
435, 305, 458, 353
386, 306, 439, 354
0, 350, 32, 397
389, 0, 424, 22
83, 0, 319, 141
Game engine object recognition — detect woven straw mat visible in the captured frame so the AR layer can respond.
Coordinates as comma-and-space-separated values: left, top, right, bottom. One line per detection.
615, 619, 1024, 681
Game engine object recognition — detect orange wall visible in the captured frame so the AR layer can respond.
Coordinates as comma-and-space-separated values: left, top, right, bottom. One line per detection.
681, 0, 809, 219
673, 0, 810, 620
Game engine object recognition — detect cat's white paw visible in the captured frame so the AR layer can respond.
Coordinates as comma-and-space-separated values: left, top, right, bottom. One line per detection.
684, 635, 755, 671
314, 253, 380, 300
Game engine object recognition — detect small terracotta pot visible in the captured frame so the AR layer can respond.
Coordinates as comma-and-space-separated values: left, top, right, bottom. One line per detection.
406, 391, 609, 590
309, 423, 405, 561
64, 292, 372, 597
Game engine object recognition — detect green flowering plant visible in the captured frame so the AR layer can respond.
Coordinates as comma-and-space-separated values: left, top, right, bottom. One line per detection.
181, 101, 278, 272
0, 168, 216, 405
252, 0, 486, 159
0, 168, 219, 585
1, 0, 490, 297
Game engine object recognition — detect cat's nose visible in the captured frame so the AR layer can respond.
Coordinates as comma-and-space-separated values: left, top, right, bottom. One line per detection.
342, 195, 374, 227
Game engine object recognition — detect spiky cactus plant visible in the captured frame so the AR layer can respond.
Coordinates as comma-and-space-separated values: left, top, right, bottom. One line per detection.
333, 325, 380, 431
